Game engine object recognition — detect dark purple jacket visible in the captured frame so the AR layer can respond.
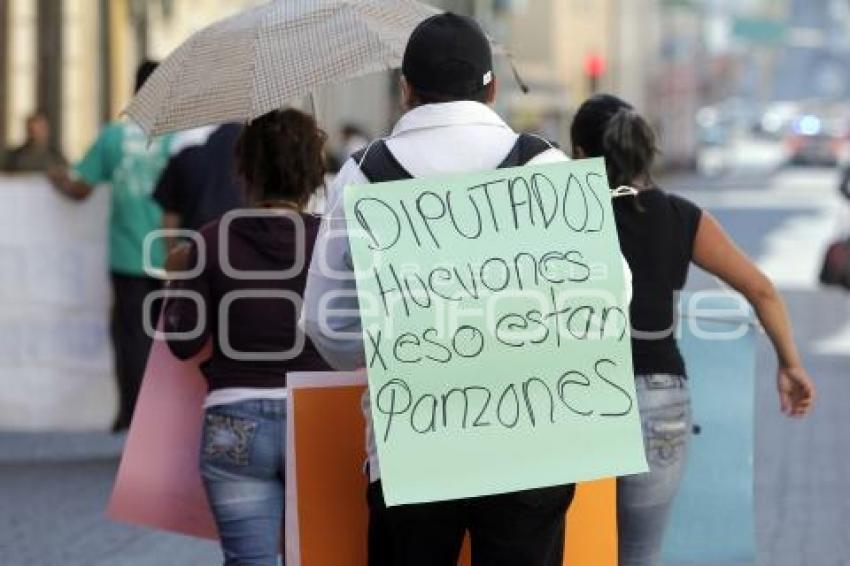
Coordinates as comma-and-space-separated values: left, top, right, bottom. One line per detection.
164, 211, 330, 390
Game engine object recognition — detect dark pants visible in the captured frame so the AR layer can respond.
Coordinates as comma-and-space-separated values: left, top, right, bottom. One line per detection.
111, 272, 160, 431
367, 480, 575, 566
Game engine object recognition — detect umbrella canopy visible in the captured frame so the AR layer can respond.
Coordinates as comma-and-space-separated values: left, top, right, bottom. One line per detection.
127, 0, 440, 136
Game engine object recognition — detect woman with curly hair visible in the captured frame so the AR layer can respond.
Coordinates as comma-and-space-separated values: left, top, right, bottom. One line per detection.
163, 108, 331, 565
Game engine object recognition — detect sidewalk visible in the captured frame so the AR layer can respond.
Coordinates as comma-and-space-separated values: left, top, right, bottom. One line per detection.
0, 432, 219, 566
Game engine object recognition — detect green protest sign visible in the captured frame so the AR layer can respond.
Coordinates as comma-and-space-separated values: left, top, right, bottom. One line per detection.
344, 158, 648, 506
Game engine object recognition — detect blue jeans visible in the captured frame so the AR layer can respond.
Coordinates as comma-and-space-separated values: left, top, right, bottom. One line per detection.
617, 374, 691, 566
200, 399, 287, 566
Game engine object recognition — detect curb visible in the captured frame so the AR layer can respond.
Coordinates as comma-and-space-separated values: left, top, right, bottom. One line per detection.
0, 432, 126, 465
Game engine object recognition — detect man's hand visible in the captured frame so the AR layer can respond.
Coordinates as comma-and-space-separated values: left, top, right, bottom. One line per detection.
777, 366, 815, 417
47, 166, 92, 200
46, 166, 70, 191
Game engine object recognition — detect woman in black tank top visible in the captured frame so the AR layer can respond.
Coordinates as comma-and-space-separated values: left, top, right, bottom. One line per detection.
570, 94, 815, 566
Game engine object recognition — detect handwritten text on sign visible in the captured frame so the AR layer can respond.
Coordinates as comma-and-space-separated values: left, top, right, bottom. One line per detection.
344, 158, 648, 506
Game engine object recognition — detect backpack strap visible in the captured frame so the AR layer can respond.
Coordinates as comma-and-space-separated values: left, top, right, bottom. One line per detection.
352, 140, 413, 183
352, 133, 558, 183
497, 133, 558, 168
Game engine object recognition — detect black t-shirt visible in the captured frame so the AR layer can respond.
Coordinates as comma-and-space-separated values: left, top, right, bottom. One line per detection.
613, 189, 703, 376
153, 124, 244, 230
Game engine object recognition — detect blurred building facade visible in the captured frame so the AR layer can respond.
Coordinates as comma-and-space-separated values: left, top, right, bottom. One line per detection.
433, 0, 694, 163
1, 0, 720, 166
505, 0, 664, 145
1, 0, 269, 160
0, 0, 402, 161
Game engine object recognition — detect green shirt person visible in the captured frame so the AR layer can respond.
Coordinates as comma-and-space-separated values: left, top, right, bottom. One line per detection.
48, 59, 173, 431
49, 60, 174, 276
69, 121, 173, 274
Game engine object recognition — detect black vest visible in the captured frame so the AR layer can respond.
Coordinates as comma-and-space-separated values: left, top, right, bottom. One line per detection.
351, 133, 556, 183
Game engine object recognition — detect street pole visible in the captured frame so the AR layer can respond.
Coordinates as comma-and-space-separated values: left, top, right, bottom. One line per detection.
98, 0, 112, 125
0, 0, 8, 147
474, 0, 493, 22
609, 0, 621, 95
36, 0, 63, 153
130, 0, 149, 64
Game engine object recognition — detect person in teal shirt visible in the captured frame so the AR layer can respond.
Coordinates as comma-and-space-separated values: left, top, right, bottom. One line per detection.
74, 119, 173, 273
50, 60, 174, 431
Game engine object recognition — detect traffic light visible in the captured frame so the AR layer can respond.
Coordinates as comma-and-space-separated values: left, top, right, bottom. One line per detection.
584, 53, 606, 94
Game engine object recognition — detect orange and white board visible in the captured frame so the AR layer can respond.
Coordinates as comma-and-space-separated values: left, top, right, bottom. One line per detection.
285, 371, 617, 566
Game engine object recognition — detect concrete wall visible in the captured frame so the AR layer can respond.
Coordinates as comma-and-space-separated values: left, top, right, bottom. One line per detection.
0, 175, 115, 431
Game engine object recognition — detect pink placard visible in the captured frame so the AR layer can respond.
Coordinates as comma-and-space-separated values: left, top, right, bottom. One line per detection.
106, 336, 217, 540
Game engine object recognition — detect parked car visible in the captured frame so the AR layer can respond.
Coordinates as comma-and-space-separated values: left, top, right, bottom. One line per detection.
787, 115, 842, 167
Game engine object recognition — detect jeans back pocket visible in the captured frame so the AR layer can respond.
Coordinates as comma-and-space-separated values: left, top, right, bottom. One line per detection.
202, 413, 259, 467
646, 411, 689, 468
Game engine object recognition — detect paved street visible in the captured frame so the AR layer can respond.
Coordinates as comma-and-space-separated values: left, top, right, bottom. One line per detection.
0, 455, 220, 565
667, 157, 850, 566
1, 145, 848, 565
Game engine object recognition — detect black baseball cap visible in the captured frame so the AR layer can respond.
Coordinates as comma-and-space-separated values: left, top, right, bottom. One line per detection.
402, 12, 493, 99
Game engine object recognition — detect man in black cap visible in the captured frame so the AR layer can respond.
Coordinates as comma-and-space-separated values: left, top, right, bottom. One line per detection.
303, 12, 576, 566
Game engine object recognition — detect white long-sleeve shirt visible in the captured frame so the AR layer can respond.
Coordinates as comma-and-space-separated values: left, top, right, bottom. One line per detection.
302, 101, 571, 369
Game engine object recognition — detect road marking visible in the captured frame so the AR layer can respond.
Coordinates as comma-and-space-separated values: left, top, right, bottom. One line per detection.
684, 167, 841, 209
684, 167, 847, 291
813, 319, 850, 355
757, 209, 841, 291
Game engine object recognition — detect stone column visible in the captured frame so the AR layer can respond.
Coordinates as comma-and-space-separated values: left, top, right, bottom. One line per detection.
36, 0, 62, 153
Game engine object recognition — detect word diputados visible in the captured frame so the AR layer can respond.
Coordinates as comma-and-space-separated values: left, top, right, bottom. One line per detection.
353, 171, 608, 251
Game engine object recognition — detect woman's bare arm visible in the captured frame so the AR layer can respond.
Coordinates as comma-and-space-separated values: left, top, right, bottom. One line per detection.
692, 211, 815, 417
